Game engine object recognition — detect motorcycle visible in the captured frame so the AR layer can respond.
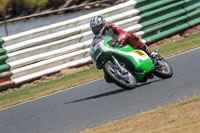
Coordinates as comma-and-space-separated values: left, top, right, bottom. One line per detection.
90, 35, 173, 90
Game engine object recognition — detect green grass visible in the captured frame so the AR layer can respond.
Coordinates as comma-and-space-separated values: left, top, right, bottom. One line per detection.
0, 66, 104, 108
150, 33, 200, 57
0, 32, 200, 109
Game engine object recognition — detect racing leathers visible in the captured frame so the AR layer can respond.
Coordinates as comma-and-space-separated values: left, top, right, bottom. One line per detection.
103, 24, 151, 55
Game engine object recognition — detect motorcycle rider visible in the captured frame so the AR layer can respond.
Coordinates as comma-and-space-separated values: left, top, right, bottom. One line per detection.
90, 16, 157, 58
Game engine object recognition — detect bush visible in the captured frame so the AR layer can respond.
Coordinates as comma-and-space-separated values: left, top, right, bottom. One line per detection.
0, 0, 49, 19
0, 0, 117, 20
0, 0, 12, 15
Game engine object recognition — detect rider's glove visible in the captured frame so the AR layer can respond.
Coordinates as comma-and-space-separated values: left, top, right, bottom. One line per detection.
150, 51, 158, 58
116, 38, 121, 45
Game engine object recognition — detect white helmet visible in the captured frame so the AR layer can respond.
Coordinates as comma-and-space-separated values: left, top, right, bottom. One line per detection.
90, 16, 106, 35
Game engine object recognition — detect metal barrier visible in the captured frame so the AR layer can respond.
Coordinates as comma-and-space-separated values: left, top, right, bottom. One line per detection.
0, 0, 199, 90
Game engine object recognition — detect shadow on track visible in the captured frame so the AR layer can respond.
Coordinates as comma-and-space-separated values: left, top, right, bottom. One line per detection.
64, 79, 162, 105
137, 79, 163, 87
64, 89, 126, 105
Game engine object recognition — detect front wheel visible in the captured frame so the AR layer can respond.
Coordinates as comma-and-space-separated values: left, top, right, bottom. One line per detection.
103, 61, 137, 90
154, 56, 173, 79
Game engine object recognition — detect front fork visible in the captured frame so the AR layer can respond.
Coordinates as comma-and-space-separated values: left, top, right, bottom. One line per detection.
152, 48, 165, 69
110, 55, 128, 75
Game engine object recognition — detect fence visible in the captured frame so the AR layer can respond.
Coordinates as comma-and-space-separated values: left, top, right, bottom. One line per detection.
0, 0, 199, 90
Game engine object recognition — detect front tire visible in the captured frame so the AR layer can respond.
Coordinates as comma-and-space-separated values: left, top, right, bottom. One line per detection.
103, 61, 137, 90
104, 73, 113, 83
154, 57, 173, 79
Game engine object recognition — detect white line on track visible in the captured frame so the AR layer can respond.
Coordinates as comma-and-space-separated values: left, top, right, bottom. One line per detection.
166, 47, 200, 59
0, 46, 200, 111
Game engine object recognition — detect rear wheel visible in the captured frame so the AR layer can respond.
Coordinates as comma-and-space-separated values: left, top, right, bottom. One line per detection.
103, 61, 137, 90
154, 57, 173, 79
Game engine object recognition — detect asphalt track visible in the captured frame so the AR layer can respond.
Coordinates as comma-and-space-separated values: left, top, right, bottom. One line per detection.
0, 47, 200, 133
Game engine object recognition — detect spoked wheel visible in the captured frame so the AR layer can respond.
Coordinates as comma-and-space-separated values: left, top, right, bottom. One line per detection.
154, 56, 173, 79
103, 61, 137, 90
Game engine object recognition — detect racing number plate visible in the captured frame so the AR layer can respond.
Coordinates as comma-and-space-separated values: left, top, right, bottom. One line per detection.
132, 50, 147, 57
91, 44, 103, 61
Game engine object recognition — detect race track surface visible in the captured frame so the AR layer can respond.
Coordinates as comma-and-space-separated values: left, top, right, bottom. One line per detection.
0, 48, 200, 133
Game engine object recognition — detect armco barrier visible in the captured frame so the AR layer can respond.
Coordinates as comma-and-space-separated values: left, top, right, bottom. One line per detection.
0, 0, 199, 90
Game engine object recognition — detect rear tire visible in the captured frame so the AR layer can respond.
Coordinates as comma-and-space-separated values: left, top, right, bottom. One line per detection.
103, 61, 137, 90
154, 58, 173, 79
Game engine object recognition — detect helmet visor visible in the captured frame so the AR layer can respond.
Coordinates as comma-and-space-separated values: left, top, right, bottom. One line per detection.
92, 24, 104, 35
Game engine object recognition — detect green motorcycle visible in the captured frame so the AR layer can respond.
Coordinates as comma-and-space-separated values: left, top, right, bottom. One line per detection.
91, 36, 173, 90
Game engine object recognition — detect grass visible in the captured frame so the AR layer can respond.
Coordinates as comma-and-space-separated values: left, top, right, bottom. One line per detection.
150, 33, 200, 57
81, 96, 200, 133
0, 32, 200, 109
0, 66, 104, 108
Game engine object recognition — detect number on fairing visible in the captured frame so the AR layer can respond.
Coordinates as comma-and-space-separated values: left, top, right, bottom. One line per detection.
132, 51, 147, 57
91, 45, 103, 61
